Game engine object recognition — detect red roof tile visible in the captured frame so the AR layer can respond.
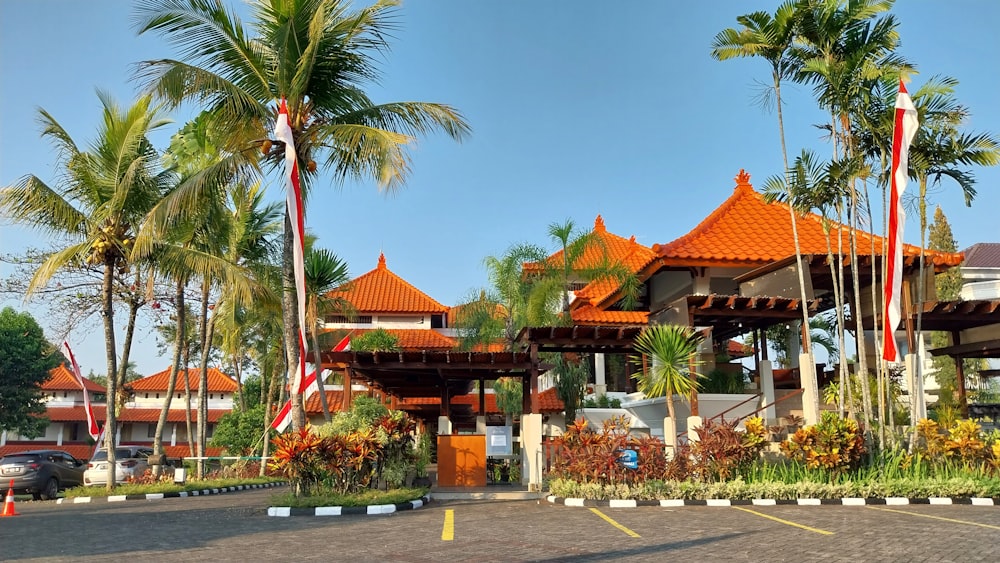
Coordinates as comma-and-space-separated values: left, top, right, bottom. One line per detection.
131, 367, 238, 393
570, 305, 649, 326
653, 170, 964, 269
323, 328, 457, 351
42, 364, 107, 393
0, 444, 96, 461
303, 391, 368, 414
117, 408, 230, 423
45, 405, 108, 422
328, 253, 447, 314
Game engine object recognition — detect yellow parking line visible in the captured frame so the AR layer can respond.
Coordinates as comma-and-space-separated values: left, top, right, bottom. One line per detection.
589, 508, 641, 538
732, 506, 834, 535
867, 506, 1000, 530
441, 509, 455, 541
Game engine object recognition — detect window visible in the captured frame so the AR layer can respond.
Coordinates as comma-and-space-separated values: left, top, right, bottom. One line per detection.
145, 393, 150, 399
326, 314, 373, 324
155, 393, 160, 399
147, 424, 157, 438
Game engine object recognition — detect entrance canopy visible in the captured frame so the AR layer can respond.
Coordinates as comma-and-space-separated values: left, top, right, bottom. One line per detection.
322, 350, 538, 399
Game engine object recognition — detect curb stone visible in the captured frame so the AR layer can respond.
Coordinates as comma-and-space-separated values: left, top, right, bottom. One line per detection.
267, 494, 431, 517
56, 482, 287, 504
546, 495, 1000, 507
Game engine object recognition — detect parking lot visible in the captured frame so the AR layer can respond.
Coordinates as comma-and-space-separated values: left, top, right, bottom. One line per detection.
2, 487, 999, 561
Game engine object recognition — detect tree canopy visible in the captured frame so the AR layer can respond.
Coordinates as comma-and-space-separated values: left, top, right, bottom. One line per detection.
0, 307, 62, 438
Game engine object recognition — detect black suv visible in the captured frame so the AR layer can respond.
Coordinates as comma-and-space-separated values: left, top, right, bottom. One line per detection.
0, 450, 86, 500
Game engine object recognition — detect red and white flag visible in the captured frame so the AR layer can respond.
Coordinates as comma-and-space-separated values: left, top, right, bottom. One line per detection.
269, 335, 351, 433
61, 341, 100, 440
882, 79, 919, 362
275, 97, 309, 395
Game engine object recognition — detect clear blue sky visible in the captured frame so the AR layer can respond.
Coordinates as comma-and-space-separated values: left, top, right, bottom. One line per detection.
2, 1, 998, 378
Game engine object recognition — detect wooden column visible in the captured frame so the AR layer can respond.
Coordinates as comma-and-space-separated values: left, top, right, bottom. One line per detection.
478, 378, 486, 416
689, 309, 699, 416
342, 368, 353, 412
530, 343, 540, 414
441, 384, 451, 418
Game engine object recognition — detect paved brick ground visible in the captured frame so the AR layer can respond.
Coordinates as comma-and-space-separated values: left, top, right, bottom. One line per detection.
2, 487, 998, 561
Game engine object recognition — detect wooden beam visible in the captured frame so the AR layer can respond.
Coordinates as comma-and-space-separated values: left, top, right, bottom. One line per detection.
929, 338, 1000, 358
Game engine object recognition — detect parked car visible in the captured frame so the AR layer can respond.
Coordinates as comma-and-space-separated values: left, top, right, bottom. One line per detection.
0, 450, 86, 500
83, 446, 154, 486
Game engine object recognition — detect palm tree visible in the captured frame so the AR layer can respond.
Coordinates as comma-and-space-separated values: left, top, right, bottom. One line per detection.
711, 2, 821, 421
0, 91, 171, 490
133, 0, 471, 431
631, 325, 705, 443
303, 247, 352, 421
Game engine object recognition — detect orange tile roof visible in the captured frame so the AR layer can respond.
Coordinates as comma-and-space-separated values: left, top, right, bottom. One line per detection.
323, 328, 458, 350
0, 444, 96, 460
398, 388, 564, 414
327, 253, 448, 314
45, 405, 108, 422
117, 408, 230, 423
43, 364, 107, 393
653, 170, 964, 269
570, 305, 649, 326
304, 391, 368, 414
131, 367, 238, 393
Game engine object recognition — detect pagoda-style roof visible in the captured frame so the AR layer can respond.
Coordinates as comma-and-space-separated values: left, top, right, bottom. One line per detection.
42, 364, 106, 393
328, 253, 448, 314
570, 304, 649, 326
131, 367, 237, 393
526, 215, 663, 314
653, 170, 963, 271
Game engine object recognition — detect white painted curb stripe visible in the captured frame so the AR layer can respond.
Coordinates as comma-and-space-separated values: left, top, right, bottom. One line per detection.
315, 506, 342, 516
146, 493, 164, 500
367, 504, 396, 515
108, 495, 127, 502
565, 498, 585, 507
609, 499, 637, 508
268, 507, 290, 517
659, 499, 685, 507
885, 497, 909, 505
971, 498, 994, 506
706, 499, 731, 507
841, 498, 865, 506
929, 497, 952, 505
797, 498, 821, 506
752, 499, 776, 506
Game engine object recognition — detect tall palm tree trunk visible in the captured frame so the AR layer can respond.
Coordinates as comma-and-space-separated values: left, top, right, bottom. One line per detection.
183, 343, 194, 457
282, 220, 306, 430
152, 279, 185, 476
100, 259, 119, 491
312, 330, 331, 421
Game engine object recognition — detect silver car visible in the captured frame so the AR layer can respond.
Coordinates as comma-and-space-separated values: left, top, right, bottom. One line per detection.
83, 446, 154, 486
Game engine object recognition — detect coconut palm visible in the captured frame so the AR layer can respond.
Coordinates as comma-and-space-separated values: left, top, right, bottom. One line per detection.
303, 247, 352, 420
133, 0, 471, 431
631, 325, 705, 437
0, 91, 171, 490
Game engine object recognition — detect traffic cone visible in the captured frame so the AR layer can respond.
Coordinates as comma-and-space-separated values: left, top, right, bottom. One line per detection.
2, 479, 19, 517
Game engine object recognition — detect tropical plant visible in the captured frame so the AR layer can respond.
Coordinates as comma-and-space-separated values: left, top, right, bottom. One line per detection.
493, 377, 523, 421
552, 353, 590, 427
0, 307, 63, 437
0, 92, 171, 490
135, 0, 471, 432
350, 328, 399, 352
780, 412, 866, 480
631, 325, 705, 430
303, 247, 352, 420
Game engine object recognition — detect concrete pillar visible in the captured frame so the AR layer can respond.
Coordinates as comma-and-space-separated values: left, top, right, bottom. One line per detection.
1, 430, 6, 446
759, 360, 777, 423
686, 416, 703, 443
788, 325, 801, 369
905, 353, 926, 422
662, 417, 677, 454
170, 424, 177, 447
520, 413, 543, 491
594, 353, 607, 396
799, 352, 819, 425
57, 424, 64, 446
115, 426, 121, 447
475, 416, 487, 435
437, 416, 452, 436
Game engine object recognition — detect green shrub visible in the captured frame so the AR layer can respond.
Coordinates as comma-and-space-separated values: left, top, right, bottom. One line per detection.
780, 412, 866, 480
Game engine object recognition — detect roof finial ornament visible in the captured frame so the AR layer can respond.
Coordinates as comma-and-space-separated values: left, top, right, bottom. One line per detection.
594, 214, 606, 232
377, 252, 386, 270
735, 169, 752, 189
